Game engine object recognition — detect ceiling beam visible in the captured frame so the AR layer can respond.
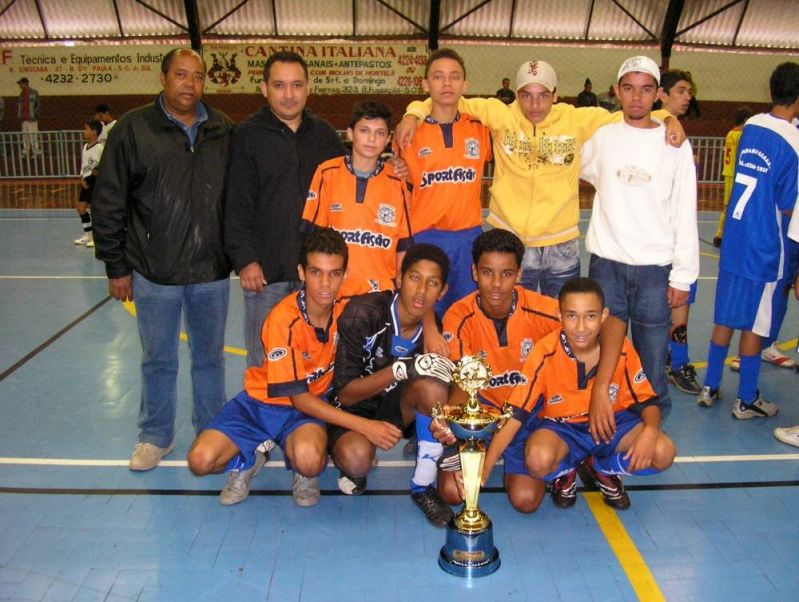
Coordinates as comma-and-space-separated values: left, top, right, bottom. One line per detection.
660, 0, 684, 69
134, 0, 188, 31
731, 0, 751, 47
675, 0, 745, 37
610, 0, 656, 40
428, 0, 440, 49
441, 0, 494, 33
373, 0, 427, 33
0, 0, 19, 21
584, 0, 596, 41
183, 0, 201, 50
111, 0, 124, 37
203, 0, 251, 35
507, 0, 516, 38
32, 0, 49, 39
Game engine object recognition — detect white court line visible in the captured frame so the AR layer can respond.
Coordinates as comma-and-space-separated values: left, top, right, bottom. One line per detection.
1, 454, 798, 468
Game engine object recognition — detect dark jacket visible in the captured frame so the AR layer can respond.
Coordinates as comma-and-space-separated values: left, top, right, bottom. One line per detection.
93, 99, 234, 284
224, 107, 344, 283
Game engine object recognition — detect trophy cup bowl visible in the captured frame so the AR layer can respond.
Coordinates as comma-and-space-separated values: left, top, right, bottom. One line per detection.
432, 354, 512, 578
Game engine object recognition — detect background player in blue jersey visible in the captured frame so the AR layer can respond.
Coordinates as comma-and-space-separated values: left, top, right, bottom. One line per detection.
697, 62, 799, 418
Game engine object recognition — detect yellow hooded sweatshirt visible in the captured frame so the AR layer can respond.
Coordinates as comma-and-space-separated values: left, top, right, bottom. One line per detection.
406, 97, 672, 248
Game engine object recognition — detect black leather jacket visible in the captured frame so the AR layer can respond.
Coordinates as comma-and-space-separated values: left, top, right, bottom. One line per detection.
93, 98, 234, 285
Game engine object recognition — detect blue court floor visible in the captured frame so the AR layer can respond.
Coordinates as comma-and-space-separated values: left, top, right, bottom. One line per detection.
1, 209, 798, 601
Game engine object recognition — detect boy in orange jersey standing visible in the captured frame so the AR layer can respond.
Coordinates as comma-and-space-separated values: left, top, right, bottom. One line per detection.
301, 101, 412, 298
401, 48, 492, 315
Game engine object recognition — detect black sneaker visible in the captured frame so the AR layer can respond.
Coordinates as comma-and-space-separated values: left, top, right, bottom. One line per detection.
666, 363, 702, 395
337, 470, 367, 495
411, 486, 454, 527
578, 457, 631, 510
550, 468, 578, 509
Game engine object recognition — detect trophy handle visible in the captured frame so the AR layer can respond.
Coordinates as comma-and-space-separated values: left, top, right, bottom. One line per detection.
494, 403, 514, 431
431, 402, 445, 423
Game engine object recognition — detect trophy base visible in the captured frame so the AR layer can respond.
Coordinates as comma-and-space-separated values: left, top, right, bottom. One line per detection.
438, 518, 501, 578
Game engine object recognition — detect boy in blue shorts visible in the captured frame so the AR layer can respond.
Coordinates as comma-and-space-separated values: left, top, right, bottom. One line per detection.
437, 228, 561, 513
188, 229, 402, 507
697, 62, 799, 417
484, 277, 676, 510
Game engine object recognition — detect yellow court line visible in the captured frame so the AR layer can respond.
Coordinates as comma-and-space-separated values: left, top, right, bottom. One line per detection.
584, 492, 666, 602
122, 300, 247, 357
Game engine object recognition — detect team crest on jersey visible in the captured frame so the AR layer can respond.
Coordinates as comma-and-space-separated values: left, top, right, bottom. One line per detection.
418, 146, 432, 158
375, 203, 397, 227
616, 165, 651, 186
520, 338, 533, 361
548, 393, 564, 405
608, 383, 620, 403
464, 138, 480, 159
442, 331, 454, 343
268, 348, 287, 361
330, 203, 343, 212
302, 351, 312, 360
633, 369, 647, 384
306, 190, 317, 201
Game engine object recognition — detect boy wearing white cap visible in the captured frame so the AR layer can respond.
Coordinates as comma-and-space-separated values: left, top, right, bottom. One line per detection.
581, 56, 699, 440
396, 58, 685, 299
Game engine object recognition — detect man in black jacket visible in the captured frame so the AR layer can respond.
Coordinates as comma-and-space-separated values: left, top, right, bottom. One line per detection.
93, 48, 234, 472
224, 51, 344, 371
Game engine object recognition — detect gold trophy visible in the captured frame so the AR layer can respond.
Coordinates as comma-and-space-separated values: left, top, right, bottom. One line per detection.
432, 354, 513, 578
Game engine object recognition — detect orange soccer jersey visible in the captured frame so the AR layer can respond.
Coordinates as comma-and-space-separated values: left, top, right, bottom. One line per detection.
301, 156, 413, 298
243, 290, 345, 406
509, 331, 657, 423
405, 113, 492, 233
442, 286, 560, 407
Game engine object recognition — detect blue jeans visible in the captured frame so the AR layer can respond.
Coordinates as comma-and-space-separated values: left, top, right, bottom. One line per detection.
243, 280, 301, 368
588, 255, 672, 421
133, 272, 230, 447
520, 239, 581, 299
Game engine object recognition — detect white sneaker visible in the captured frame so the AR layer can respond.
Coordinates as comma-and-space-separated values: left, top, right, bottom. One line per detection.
219, 441, 273, 506
74, 234, 90, 245
732, 397, 778, 419
129, 442, 175, 471
774, 425, 799, 447
761, 343, 795, 369
86, 238, 94, 248
697, 386, 721, 408
292, 472, 320, 507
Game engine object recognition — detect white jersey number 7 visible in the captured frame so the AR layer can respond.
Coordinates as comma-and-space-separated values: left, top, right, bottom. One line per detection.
731, 172, 758, 220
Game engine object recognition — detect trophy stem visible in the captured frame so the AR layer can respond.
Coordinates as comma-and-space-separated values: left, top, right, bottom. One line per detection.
455, 439, 488, 533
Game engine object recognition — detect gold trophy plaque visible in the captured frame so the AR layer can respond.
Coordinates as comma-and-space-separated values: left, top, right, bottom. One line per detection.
432, 354, 512, 578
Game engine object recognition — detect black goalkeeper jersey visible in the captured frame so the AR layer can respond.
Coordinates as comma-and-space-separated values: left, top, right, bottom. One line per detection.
333, 290, 423, 406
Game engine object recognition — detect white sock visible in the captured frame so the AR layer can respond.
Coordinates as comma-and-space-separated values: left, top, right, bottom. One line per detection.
411, 440, 443, 490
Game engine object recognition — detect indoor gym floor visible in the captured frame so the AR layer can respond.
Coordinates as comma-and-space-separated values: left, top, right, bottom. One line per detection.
1, 204, 798, 602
